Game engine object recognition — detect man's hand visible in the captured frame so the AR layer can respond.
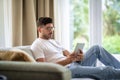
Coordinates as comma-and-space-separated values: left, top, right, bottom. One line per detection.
67, 49, 84, 62
56, 50, 84, 66
75, 49, 84, 61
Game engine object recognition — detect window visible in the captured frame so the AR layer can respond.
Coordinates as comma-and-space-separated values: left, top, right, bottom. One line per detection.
102, 0, 120, 54
54, 0, 102, 51
70, 0, 89, 51
54, 0, 120, 54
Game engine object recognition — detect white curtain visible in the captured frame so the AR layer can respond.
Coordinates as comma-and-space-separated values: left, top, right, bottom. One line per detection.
54, 0, 71, 50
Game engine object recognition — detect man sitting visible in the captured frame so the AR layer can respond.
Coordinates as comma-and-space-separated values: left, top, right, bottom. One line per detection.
31, 17, 120, 79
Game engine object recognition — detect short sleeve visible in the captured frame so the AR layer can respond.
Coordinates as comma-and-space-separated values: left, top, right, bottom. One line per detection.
31, 44, 45, 60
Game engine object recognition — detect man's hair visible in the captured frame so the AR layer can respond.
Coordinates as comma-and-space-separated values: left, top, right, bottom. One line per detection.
37, 17, 53, 27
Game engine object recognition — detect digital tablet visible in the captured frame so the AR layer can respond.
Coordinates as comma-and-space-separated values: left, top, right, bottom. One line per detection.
74, 43, 85, 53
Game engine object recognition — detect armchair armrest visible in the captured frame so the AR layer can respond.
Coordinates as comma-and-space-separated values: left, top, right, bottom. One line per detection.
0, 61, 71, 80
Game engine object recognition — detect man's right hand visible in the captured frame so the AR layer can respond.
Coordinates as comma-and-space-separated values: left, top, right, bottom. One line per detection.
67, 50, 84, 62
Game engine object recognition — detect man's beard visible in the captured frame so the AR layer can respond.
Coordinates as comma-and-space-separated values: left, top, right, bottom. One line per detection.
43, 33, 53, 39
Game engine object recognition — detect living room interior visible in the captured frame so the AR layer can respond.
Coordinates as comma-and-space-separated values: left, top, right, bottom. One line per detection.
0, 0, 120, 80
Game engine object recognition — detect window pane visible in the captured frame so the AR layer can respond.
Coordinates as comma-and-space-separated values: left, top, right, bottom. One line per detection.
70, 0, 89, 50
102, 0, 120, 54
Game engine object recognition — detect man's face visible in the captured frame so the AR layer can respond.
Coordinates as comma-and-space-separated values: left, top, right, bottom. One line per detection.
39, 23, 54, 39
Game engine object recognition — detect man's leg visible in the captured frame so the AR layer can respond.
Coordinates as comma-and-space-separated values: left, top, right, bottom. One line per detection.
69, 64, 120, 79
79, 45, 120, 68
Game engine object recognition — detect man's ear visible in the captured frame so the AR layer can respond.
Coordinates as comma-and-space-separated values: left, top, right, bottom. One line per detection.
37, 27, 41, 32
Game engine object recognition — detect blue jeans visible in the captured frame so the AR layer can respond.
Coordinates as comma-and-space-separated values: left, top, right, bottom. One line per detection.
68, 45, 120, 79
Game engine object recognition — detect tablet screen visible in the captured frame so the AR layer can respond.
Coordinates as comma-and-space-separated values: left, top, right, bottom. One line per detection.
74, 43, 85, 53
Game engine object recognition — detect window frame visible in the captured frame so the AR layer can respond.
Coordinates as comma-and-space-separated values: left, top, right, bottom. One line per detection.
54, 0, 102, 50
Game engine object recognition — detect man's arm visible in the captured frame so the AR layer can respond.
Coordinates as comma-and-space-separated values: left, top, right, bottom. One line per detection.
35, 57, 74, 66
57, 50, 84, 66
63, 50, 71, 57
55, 50, 74, 66
36, 50, 84, 66
36, 58, 45, 62
36, 57, 73, 66
56, 57, 73, 66
56, 50, 78, 66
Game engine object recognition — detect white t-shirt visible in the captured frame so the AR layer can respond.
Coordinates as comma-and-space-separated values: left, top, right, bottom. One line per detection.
31, 38, 66, 63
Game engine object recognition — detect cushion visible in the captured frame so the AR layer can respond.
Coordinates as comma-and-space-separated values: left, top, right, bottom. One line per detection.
0, 49, 36, 62
13, 45, 34, 57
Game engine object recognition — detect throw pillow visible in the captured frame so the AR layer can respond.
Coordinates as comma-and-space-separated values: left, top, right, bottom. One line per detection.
0, 49, 36, 62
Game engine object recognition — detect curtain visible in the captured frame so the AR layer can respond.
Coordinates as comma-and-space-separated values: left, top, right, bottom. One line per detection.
36, 0, 54, 37
11, 0, 54, 46
12, 0, 37, 46
36, 0, 54, 19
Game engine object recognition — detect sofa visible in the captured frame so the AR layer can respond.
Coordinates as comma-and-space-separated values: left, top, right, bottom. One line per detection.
0, 46, 94, 80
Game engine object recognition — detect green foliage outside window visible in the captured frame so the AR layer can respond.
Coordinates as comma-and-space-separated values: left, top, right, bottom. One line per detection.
103, 35, 120, 54
103, 0, 120, 54
70, 0, 89, 50
71, 0, 120, 54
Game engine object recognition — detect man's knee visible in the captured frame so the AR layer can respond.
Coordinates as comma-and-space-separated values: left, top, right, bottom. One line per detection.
90, 45, 100, 53
91, 45, 100, 49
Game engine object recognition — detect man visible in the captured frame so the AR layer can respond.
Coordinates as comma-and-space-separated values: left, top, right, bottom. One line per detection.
31, 17, 120, 79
